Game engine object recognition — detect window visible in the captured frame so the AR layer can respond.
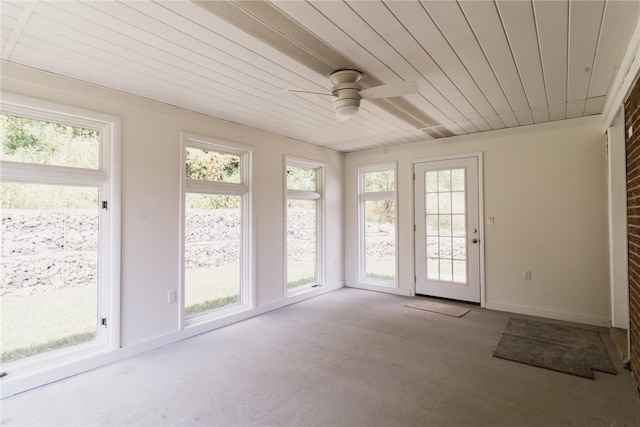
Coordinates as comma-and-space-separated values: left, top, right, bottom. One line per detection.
180, 133, 251, 325
0, 93, 120, 371
286, 158, 324, 295
359, 164, 397, 285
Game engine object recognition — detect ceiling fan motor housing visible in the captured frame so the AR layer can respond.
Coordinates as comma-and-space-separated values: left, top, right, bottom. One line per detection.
330, 70, 363, 118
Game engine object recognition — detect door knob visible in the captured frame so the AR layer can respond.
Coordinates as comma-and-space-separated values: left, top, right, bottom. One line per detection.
471, 238, 479, 244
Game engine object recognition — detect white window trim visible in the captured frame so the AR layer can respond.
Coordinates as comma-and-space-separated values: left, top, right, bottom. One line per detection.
285, 156, 325, 297
358, 162, 398, 287
179, 132, 253, 329
0, 92, 122, 384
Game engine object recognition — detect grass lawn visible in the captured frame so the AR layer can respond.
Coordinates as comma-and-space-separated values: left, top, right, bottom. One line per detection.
366, 262, 396, 281
287, 262, 316, 289
1, 285, 97, 363
185, 264, 240, 315
1, 261, 341, 363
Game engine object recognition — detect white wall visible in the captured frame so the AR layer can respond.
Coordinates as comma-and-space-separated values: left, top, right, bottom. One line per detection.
1, 62, 344, 349
345, 116, 611, 326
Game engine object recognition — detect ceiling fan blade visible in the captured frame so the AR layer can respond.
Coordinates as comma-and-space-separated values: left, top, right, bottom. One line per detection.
287, 90, 334, 97
359, 81, 418, 100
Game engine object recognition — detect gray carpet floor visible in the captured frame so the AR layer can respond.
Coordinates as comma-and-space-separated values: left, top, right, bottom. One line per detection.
1, 288, 639, 426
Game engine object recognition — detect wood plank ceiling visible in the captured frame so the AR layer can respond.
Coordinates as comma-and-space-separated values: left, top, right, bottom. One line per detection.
1, 0, 639, 152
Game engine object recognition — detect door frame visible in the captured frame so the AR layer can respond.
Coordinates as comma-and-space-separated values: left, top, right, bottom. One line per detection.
412, 152, 486, 307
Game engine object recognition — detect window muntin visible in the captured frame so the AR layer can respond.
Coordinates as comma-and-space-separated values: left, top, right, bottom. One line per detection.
181, 134, 251, 324
0, 114, 100, 170
359, 164, 397, 285
285, 159, 323, 294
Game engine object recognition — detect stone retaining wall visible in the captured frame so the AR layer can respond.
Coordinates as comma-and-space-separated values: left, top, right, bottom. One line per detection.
2, 209, 395, 296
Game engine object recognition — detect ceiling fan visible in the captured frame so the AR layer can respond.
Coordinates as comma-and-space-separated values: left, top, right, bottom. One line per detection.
289, 69, 419, 122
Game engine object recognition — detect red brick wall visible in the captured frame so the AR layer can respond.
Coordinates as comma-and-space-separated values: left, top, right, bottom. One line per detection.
625, 79, 640, 388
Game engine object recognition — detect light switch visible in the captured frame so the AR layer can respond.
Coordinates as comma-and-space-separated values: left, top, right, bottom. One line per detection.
488, 216, 495, 226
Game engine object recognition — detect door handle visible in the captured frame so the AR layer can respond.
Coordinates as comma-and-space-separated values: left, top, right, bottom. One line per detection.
471, 238, 479, 244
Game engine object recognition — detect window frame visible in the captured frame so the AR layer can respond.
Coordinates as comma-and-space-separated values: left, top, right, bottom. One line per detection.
358, 162, 398, 287
0, 92, 121, 373
285, 156, 325, 297
179, 132, 252, 328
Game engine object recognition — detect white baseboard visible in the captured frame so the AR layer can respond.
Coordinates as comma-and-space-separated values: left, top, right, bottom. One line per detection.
485, 301, 611, 327
345, 281, 413, 296
0, 282, 344, 399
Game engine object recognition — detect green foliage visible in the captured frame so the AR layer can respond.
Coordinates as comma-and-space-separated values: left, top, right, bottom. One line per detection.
186, 147, 240, 183
185, 193, 240, 210
364, 170, 394, 192
1, 183, 98, 210
287, 276, 316, 289
185, 295, 240, 315
0, 114, 99, 169
287, 165, 317, 191
1, 332, 95, 364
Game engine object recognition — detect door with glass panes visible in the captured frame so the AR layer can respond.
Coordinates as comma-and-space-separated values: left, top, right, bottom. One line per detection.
414, 157, 481, 303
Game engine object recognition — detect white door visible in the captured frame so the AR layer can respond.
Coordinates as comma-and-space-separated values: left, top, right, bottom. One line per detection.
414, 157, 481, 303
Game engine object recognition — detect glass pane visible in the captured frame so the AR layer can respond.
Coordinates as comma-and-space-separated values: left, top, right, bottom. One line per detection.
451, 169, 465, 191
452, 215, 466, 236
427, 258, 439, 280
439, 259, 453, 281
185, 147, 241, 183
364, 200, 396, 281
0, 114, 100, 169
1, 183, 99, 363
439, 215, 451, 236
439, 237, 452, 258
287, 199, 317, 288
426, 193, 438, 214
438, 170, 451, 191
452, 237, 466, 260
426, 214, 439, 235
427, 237, 439, 257
451, 192, 465, 213
364, 170, 394, 192
439, 192, 451, 214
287, 166, 316, 191
453, 260, 467, 283
425, 171, 438, 192
184, 193, 241, 315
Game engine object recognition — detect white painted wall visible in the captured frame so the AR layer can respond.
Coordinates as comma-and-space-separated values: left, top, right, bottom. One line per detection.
1, 62, 344, 349
345, 116, 611, 326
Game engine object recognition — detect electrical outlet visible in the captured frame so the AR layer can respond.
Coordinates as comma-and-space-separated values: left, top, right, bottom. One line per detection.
523, 270, 532, 280
167, 290, 177, 304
